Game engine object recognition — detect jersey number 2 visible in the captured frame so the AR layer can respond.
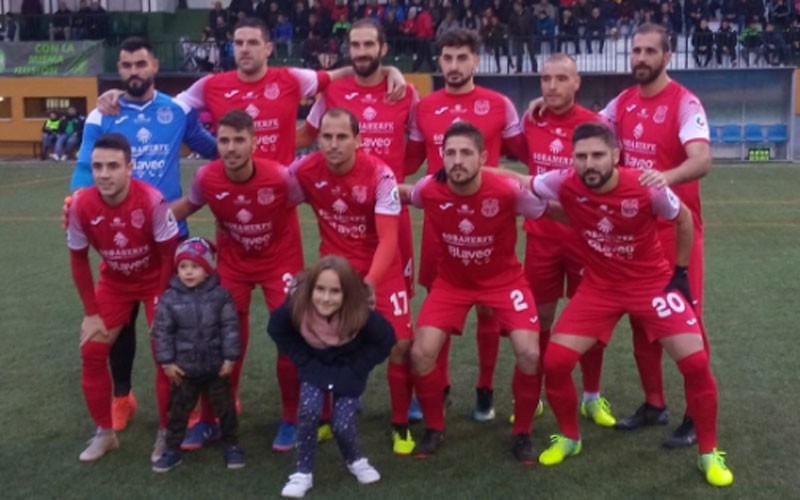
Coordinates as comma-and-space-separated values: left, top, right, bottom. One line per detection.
510, 289, 529, 312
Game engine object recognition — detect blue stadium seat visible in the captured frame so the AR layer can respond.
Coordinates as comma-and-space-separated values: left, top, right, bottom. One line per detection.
709, 125, 722, 143
744, 124, 765, 143
720, 124, 742, 143
766, 124, 788, 143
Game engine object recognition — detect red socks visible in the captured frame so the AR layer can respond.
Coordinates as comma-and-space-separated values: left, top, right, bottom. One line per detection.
436, 335, 451, 389
412, 368, 445, 431
388, 361, 413, 425
277, 354, 300, 424
580, 343, 605, 394
677, 350, 718, 453
81, 341, 112, 429
543, 342, 582, 440
476, 311, 500, 389
631, 318, 666, 408
511, 367, 542, 435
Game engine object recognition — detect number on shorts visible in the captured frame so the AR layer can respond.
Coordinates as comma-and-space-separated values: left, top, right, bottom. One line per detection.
510, 289, 529, 312
389, 291, 409, 317
651, 292, 687, 318
282, 272, 294, 294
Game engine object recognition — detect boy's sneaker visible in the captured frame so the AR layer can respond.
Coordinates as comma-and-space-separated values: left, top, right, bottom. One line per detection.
614, 403, 669, 431
580, 397, 617, 427
281, 472, 313, 498
511, 433, 537, 464
79, 428, 119, 462
151, 428, 167, 463
272, 421, 297, 451
539, 434, 582, 466
473, 387, 496, 422
152, 449, 182, 473
391, 425, 415, 455
663, 416, 697, 449
407, 397, 423, 422
181, 422, 221, 451
347, 457, 381, 484
317, 423, 333, 443
224, 445, 245, 469
414, 428, 444, 458
111, 392, 138, 431
698, 449, 734, 487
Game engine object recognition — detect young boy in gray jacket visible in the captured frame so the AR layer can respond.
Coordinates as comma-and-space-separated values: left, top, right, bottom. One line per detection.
151, 237, 243, 472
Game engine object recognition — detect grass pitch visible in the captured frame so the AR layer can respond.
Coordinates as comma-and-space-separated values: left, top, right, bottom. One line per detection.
0, 161, 798, 499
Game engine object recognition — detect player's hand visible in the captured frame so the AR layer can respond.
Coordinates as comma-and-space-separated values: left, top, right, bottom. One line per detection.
639, 169, 668, 189
79, 314, 108, 346
62, 188, 82, 230
219, 360, 235, 378
96, 89, 124, 116
384, 66, 407, 102
364, 281, 376, 310
664, 266, 694, 309
163, 364, 185, 385
526, 97, 547, 120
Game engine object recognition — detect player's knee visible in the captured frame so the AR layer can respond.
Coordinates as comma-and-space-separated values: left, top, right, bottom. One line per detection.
390, 340, 411, 364
675, 349, 709, 377
542, 344, 576, 378
514, 346, 540, 374
410, 343, 436, 375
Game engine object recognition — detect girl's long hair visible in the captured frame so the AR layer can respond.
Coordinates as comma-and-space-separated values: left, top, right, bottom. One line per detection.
290, 255, 370, 342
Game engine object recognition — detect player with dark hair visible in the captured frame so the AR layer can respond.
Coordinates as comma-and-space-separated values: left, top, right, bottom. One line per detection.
405, 122, 546, 463
67, 133, 179, 463
405, 28, 529, 422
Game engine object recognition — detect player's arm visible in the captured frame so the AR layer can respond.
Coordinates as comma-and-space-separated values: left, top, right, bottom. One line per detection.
365, 168, 401, 286
172, 167, 209, 220
499, 97, 528, 161
152, 201, 180, 292
219, 291, 241, 377
70, 111, 103, 192
181, 106, 218, 159
295, 122, 318, 149
482, 166, 534, 188
326, 65, 407, 101
94, 89, 125, 116
403, 140, 426, 176
674, 202, 694, 268
174, 76, 210, 112
296, 94, 326, 148
638, 141, 712, 189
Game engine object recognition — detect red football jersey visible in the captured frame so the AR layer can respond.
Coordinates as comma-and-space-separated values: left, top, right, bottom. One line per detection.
188, 158, 304, 280
601, 81, 709, 225
67, 179, 179, 293
523, 104, 598, 239
534, 168, 681, 288
410, 171, 547, 289
179, 67, 328, 164
408, 85, 523, 172
306, 78, 419, 182
291, 151, 402, 275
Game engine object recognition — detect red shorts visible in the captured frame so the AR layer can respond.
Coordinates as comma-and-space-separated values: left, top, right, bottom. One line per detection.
524, 235, 583, 305
554, 282, 702, 345
219, 261, 302, 315
417, 216, 441, 289
95, 279, 158, 331
375, 272, 413, 340
417, 278, 540, 335
399, 207, 416, 298
658, 226, 704, 318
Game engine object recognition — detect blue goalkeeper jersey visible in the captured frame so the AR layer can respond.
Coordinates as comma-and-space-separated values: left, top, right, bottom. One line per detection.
70, 91, 217, 236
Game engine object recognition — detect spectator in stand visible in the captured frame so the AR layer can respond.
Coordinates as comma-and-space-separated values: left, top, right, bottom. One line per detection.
209, 1, 228, 28
293, 2, 310, 40
21, 0, 43, 41
671, 0, 684, 35
462, 8, 480, 31
761, 21, 788, 65
739, 17, 764, 65
400, 8, 417, 55
715, 18, 739, 65
2, 13, 20, 41
265, 1, 281, 27
509, 1, 536, 72
385, 0, 406, 23
745, 0, 766, 25
616, 0, 637, 36
490, 0, 512, 24
364, 0, 385, 21
55, 106, 85, 161
484, 14, 513, 72
427, 0, 444, 30
437, 8, 460, 38
228, 0, 250, 19
52, 1, 72, 41
302, 29, 324, 69
42, 110, 61, 161
330, 0, 349, 25
721, 0, 738, 25
533, 0, 557, 21
273, 13, 293, 58
685, 0, 707, 35
332, 12, 351, 39
85, 1, 108, 40
251, 0, 270, 23
769, 0, 792, 30
692, 18, 715, 66
347, 0, 361, 22
574, 0, 592, 37
786, 16, 800, 60
213, 14, 228, 43
412, 4, 436, 71
585, 6, 606, 54
558, 8, 581, 54
535, 8, 556, 54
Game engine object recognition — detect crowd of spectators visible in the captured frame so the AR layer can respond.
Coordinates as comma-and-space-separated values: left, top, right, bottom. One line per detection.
8, 0, 110, 41
40, 106, 85, 161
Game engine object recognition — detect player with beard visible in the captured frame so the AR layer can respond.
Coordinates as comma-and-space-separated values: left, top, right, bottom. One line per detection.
404, 122, 546, 463
405, 28, 529, 424
67, 37, 217, 453
295, 19, 420, 455
527, 24, 713, 448
500, 122, 731, 487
